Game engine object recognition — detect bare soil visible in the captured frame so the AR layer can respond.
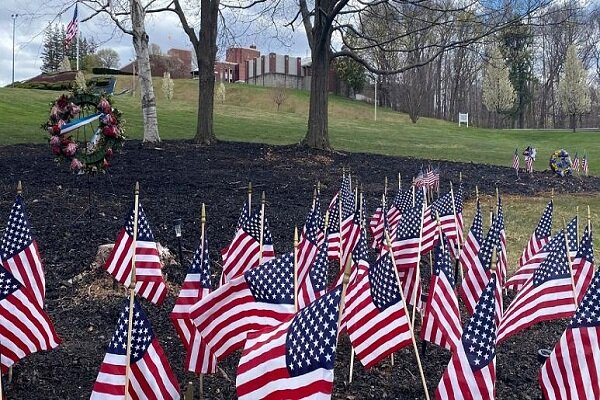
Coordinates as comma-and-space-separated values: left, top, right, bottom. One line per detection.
1, 140, 598, 399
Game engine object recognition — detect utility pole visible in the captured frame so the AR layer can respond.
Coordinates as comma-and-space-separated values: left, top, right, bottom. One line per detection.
11, 14, 18, 87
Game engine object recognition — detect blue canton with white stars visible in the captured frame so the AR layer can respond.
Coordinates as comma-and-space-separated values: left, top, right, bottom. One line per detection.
575, 226, 594, 264
532, 234, 570, 287
241, 209, 264, 241
431, 192, 454, 218
471, 200, 484, 244
434, 238, 455, 288
235, 201, 250, 234
369, 254, 402, 311
310, 243, 329, 292
392, 190, 412, 213
478, 217, 500, 270
570, 269, 600, 329
462, 274, 497, 371
124, 204, 155, 241
395, 205, 422, 241
0, 196, 33, 260
263, 218, 274, 246
244, 252, 294, 305
327, 197, 340, 234
352, 230, 369, 265
285, 286, 341, 376
455, 184, 464, 214
541, 217, 578, 254
534, 201, 553, 238
189, 238, 212, 290
303, 209, 321, 247
340, 176, 354, 220
0, 264, 23, 301
107, 298, 154, 362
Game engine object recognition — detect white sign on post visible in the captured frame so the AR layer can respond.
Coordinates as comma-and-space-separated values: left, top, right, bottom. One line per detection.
458, 113, 469, 127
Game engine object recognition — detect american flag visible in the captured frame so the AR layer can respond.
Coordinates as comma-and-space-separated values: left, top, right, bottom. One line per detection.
512, 148, 520, 173
388, 189, 413, 233
339, 230, 370, 331
517, 200, 553, 268
391, 204, 424, 308
326, 193, 341, 259
104, 203, 167, 305
170, 238, 216, 374
572, 225, 594, 304
369, 196, 388, 250
420, 238, 462, 352
449, 183, 464, 256
296, 208, 324, 309
340, 209, 361, 271
525, 156, 534, 174
497, 233, 576, 344
190, 252, 296, 362
436, 273, 498, 400
235, 286, 342, 400
427, 191, 460, 256
496, 197, 508, 286
221, 200, 250, 264
0, 263, 60, 372
297, 241, 329, 310
572, 152, 580, 172
346, 252, 411, 368
220, 208, 275, 285
505, 217, 578, 292
0, 194, 45, 309
458, 215, 503, 324
582, 154, 589, 176
458, 199, 483, 277
65, 4, 78, 47
91, 297, 180, 399
539, 268, 600, 400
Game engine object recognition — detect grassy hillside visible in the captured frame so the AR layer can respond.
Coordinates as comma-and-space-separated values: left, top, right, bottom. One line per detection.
0, 77, 597, 174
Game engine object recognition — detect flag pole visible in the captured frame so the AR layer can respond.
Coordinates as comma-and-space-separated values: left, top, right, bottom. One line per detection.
247, 182, 252, 215
124, 181, 140, 400
576, 206, 580, 241
258, 191, 266, 262
385, 231, 431, 400
8, 182, 23, 384
293, 226, 299, 312
398, 173, 401, 191
199, 203, 206, 400
588, 205, 592, 232
338, 187, 344, 268
449, 182, 463, 282
384, 176, 388, 199
562, 218, 580, 309
349, 189, 363, 383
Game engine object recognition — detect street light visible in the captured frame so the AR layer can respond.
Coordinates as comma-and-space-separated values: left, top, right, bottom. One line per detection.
11, 14, 18, 87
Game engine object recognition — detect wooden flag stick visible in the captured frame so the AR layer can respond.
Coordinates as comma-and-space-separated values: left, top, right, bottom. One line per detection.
588, 205, 592, 232
495, 186, 500, 215
247, 182, 252, 215
6, 183, 21, 386
412, 184, 416, 207
398, 173, 401, 191
475, 185, 479, 202
338, 189, 344, 267
183, 381, 194, 400
551, 188, 554, 202
124, 181, 140, 400
563, 218, 580, 309
199, 203, 207, 400
385, 231, 431, 400
449, 182, 464, 281
384, 176, 389, 198
258, 191, 266, 262
312, 186, 317, 210
16, 180, 22, 195
293, 226, 299, 312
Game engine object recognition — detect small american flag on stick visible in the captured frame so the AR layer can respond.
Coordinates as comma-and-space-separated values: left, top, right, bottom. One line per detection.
513, 148, 520, 176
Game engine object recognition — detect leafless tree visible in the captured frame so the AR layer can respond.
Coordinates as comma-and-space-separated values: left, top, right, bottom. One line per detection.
272, 85, 288, 111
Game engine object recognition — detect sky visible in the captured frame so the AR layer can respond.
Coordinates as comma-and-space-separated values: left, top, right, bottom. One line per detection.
0, 0, 310, 87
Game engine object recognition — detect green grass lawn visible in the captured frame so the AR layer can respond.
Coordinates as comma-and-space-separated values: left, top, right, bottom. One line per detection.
0, 77, 597, 175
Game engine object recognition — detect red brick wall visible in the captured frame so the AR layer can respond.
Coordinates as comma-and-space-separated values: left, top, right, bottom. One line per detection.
226, 47, 260, 82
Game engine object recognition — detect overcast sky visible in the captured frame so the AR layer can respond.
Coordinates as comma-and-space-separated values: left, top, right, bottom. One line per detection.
0, 1, 310, 86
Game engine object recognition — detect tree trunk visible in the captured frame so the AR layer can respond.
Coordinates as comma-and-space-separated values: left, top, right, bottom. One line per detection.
131, 0, 160, 143
571, 114, 576, 132
302, 40, 332, 150
194, 0, 219, 145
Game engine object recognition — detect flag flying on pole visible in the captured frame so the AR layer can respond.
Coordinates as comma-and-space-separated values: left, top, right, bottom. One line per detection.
170, 238, 216, 374
339, 230, 370, 332
0, 262, 60, 372
326, 193, 341, 259
104, 203, 168, 305
496, 197, 508, 286
421, 238, 462, 352
458, 215, 503, 324
220, 207, 275, 285
387, 189, 412, 234
458, 198, 484, 277
539, 268, 600, 400
91, 297, 180, 399
497, 233, 577, 344
505, 217, 578, 292
221, 200, 250, 264
346, 252, 411, 368
513, 148, 520, 173
297, 241, 329, 310
0, 194, 46, 309
436, 273, 498, 400
572, 225, 594, 304
369, 195, 388, 250
517, 200, 553, 268
525, 156, 534, 174
190, 252, 296, 363
236, 286, 343, 400
65, 4, 79, 47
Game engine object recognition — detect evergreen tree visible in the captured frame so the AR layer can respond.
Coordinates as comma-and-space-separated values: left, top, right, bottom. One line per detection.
41, 23, 98, 73
559, 45, 591, 132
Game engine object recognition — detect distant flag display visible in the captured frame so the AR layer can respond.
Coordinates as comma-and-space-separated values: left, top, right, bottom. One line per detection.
513, 148, 520, 175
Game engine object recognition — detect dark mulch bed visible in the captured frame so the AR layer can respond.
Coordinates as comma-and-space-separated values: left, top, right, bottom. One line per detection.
0, 140, 598, 399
